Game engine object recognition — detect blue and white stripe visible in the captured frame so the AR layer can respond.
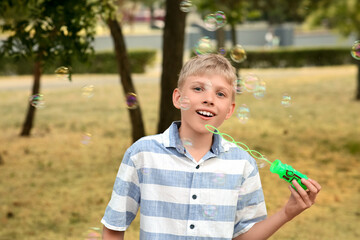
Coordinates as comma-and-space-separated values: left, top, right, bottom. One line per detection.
101, 121, 267, 239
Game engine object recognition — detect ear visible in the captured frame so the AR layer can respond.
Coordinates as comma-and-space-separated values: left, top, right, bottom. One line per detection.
225, 101, 236, 120
172, 88, 181, 109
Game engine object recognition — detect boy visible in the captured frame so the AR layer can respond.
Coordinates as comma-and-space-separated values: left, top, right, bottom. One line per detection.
101, 54, 321, 240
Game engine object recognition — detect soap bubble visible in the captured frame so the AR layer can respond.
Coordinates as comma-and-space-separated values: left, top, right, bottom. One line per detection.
29, 93, 45, 108
214, 11, 226, 29
55, 66, 70, 81
256, 158, 269, 169
126, 93, 138, 109
351, 40, 360, 60
82, 85, 94, 98
234, 78, 243, 94
179, 96, 191, 110
230, 45, 247, 63
242, 73, 260, 92
212, 172, 226, 186
179, 0, 192, 13
253, 80, 266, 99
218, 47, 226, 56
141, 168, 151, 175
281, 93, 291, 107
81, 133, 92, 145
84, 227, 101, 240
236, 104, 250, 123
202, 205, 218, 219
204, 80, 213, 90
204, 11, 226, 31
181, 138, 193, 148
204, 14, 218, 31
194, 36, 214, 56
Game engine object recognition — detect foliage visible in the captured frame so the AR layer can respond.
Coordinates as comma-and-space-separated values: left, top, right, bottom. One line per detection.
0, 0, 99, 71
0, 49, 157, 75
305, 0, 360, 37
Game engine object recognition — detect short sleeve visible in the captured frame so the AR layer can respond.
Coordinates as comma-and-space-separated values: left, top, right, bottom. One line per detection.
101, 147, 141, 231
233, 157, 267, 238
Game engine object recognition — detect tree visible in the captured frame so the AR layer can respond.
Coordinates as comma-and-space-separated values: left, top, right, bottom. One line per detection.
0, 0, 97, 136
304, 0, 360, 100
101, 0, 146, 142
157, 0, 186, 133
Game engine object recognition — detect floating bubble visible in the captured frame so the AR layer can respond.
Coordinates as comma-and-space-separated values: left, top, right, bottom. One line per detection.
181, 138, 193, 148
204, 80, 212, 90
202, 205, 218, 219
194, 36, 214, 56
126, 92, 138, 109
234, 78, 243, 94
81, 133, 92, 145
141, 168, 151, 175
84, 227, 101, 240
256, 158, 269, 169
212, 172, 226, 186
82, 85, 94, 98
55, 66, 70, 81
253, 80, 266, 99
218, 47, 226, 56
351, 40, 360, 60
214, 11, 226, 29
236, 104, 250, 123
179, 96, 191, 110
29, 93, 45, 108
204, 14, 218, 31
242, 73, 260, 92
179, 0, 192, 13
230, 45, 247, 63
281, 93, 291, 107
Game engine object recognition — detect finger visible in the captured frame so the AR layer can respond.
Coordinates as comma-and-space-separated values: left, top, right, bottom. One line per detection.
292, 180, 313, 207
288, 185, 307, 209
301, 178, 318, 193
308, 178, 322, 192
301, 179, 319, 201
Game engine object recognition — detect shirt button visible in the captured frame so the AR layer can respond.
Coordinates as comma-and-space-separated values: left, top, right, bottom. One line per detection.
196, 165, 200, 169
192, 194, 197, 200
190, 224, 195, 229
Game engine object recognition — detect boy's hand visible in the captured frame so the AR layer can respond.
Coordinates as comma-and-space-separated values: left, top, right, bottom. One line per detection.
283, 178, 321, 221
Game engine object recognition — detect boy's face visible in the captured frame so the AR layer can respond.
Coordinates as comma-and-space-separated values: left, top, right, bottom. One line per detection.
173, 74, 235, 134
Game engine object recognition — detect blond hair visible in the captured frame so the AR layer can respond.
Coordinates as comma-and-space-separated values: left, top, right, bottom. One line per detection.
178, 54, 236, 95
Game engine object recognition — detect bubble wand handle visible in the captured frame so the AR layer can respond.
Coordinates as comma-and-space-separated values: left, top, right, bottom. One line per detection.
270, 159, 308, 190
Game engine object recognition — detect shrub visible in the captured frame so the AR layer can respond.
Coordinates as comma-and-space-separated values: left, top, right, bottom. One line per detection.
190, 46, 356, 68
0, 49, 157, 75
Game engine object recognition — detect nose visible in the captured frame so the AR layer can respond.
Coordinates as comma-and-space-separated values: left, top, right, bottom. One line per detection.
202, 91, 214, 106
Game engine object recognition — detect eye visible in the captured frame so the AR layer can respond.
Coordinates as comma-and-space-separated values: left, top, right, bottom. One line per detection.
193, 87, 203, 92
217, 92, 226, 97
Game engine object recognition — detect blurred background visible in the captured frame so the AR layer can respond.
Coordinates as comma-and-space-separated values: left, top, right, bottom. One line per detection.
0, 0, 359, 239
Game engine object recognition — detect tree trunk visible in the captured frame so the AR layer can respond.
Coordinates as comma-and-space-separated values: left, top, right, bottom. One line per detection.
107, 18, 146, 142
230, 22, 237, 47
157, 0, 186, 133
356, 61, 360, 100
216, 27, 225, 50
20, 60, 42, 136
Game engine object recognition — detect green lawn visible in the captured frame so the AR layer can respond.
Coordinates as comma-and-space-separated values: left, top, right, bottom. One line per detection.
0, 65, 359, 239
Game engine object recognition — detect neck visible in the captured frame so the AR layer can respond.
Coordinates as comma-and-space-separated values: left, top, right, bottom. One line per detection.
179, 125, 213, 162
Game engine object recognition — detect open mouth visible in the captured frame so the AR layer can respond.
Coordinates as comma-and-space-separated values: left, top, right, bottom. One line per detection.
196, 110, 215, 117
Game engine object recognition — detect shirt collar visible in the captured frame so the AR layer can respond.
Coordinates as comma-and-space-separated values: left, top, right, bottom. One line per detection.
162, 121, 227, 155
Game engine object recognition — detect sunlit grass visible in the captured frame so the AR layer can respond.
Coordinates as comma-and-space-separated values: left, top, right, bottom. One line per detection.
0, 65, 359, 239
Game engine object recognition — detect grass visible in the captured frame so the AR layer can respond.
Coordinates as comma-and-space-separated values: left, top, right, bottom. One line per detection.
0, 65, 360, 239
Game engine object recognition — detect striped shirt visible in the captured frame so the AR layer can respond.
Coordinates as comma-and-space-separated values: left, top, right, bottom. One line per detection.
101, 121, 267, 239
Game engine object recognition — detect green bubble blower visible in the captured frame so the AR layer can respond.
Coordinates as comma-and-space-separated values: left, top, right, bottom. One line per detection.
205, 124, 308, 190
